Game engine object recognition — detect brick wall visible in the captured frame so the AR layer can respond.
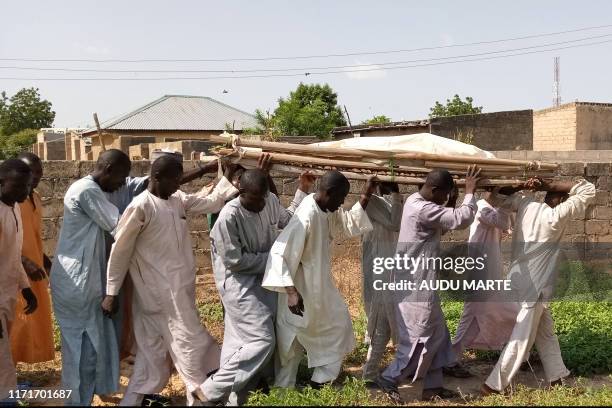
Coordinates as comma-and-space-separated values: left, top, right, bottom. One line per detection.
39, 159, 611, 273
533, 104, 577, 151
430, 110, 534, 151
492, 150, 612, 162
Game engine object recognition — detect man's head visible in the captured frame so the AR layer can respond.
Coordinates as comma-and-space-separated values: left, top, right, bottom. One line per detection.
150, 155, 183, 199
239, 169, 269, 213
18, 152, 43, 191
0, 159, 33, 205
420, 169, 455, 205
379, 181, 399, 196
545, 191, 569, 208
315, 170, 350, 212
93, 149, 131, 192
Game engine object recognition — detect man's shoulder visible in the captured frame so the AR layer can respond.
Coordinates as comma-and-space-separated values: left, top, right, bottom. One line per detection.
66, 176, 100, 198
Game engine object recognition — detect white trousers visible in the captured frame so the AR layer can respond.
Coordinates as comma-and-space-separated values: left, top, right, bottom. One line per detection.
362, 311, 392, 381
486, 303, 570, 391
274, 341, 343, 388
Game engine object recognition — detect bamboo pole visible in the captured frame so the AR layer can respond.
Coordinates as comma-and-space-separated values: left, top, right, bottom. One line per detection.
235, 159, 526, 187
210, 133, 558, 170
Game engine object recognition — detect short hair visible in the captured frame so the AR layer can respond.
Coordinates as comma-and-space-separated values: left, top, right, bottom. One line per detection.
0, 158, 32, 180
95, 149, 131, 171
17, 152, 42, 166
151, 154, 183, 178
424, 169, 454, 190
239, 169, 269, 194
318, 170, 350, 193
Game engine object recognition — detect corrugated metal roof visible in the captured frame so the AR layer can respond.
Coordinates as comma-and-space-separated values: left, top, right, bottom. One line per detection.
83, 95, 257, 134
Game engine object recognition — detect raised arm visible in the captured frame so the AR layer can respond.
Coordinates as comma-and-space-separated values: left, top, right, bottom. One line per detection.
182, 177, 239, 216
366, 193, 402, 232
549, 179, 596, 225
277, 171, 315, 229
477, 206, 512, 231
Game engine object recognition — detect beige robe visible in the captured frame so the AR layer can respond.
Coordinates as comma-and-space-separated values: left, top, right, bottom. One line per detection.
262, 194, 373, 369
106, 177, 238, 405
0, 202, 30, 399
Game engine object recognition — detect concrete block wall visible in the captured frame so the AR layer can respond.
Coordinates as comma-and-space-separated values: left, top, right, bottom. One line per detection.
430, 110, 534, 151
38, 158, 611, 274
533, 104, 577, 151
576, 103, 612, 150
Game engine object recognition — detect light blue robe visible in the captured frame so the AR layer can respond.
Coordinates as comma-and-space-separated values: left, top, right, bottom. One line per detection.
50, 175, 121, 406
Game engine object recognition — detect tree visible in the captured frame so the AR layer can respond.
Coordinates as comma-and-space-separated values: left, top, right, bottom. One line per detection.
0, 128, 38, 159
242, 109, 279, 139
362, 115, 392, 125
272, 83, 346, 138
0, 88, 55, 136
429, 94, 482, 118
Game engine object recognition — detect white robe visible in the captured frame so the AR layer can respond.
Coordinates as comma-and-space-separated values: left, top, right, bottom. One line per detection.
361, 193, 402, 380
486, 179, 596, 391
453, 199, 520, 353
262, 194, 373, 370
0, 202, 30, 399
106, 177, 238, 404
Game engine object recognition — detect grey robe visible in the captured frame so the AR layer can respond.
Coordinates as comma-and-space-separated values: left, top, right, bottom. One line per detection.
202, 190, 307, 404
381, 192, 476, 385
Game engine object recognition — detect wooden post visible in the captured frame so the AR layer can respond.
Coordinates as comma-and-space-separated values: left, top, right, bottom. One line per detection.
93, 113, 107, 152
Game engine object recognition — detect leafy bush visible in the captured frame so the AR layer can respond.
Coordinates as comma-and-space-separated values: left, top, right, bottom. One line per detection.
197, 301, 224, 324
0, 128, 38, 159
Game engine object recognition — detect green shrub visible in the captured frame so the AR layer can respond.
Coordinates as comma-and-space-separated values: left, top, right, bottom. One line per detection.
197, 302, 224, 324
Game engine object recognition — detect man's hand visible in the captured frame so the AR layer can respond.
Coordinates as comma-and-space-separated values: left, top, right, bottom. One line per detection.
22, 256, 46, 281
359, 176, 379, 209
464, 165, 482, 195
257, 153, 273, 175
524, 177, 544, 191
21, 288, 38, 315
286, 287, 304, 316
101, 295, 117, 318
298, 171, 316, 193
447, 181, 459, 208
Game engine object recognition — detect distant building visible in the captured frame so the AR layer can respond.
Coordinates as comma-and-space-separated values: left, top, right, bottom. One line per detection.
78, 95, 258, 160
333, 103, 612, 152
533, 102, 612, 151
332, 110, 534, 151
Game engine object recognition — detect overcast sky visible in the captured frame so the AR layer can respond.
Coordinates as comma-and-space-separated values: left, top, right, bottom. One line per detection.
1, 0, 611, 128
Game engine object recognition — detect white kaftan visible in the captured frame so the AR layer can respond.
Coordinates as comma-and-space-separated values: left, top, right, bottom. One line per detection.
262, 194, 373, 387
361, 193, 402, 380
106, 177, 238, 405
452, 199, 520, 354
0, 202, 30, 399
485, 180, 595, 391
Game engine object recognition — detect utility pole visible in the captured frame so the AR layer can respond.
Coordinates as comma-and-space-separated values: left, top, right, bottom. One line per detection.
553, 57, 561, 107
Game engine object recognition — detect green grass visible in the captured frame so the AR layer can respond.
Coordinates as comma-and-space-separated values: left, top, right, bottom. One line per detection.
344, 308, 369, 366
247, 377, 378, 406
474, 382, 612, 406
197, 301, 224, 324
